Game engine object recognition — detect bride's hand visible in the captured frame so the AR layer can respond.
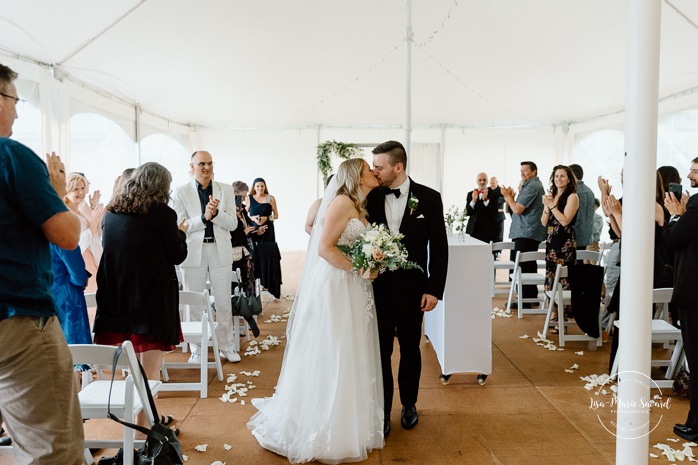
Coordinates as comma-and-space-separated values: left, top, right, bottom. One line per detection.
357, 268, 378, 280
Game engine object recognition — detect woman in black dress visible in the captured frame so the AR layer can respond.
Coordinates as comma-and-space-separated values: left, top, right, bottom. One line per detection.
246, 178, 282, 298
94, 162, 188, 426
541, 165, 579, 323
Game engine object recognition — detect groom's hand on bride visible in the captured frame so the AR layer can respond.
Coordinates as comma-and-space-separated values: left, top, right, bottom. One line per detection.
421, 294, 438, 312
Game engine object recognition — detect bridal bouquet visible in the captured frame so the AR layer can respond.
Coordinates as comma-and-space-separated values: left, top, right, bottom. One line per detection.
337, 223, 422, 275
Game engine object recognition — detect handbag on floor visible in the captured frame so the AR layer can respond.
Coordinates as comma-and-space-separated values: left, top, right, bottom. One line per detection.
674, 366, 690, 398
102, 346, 184, 465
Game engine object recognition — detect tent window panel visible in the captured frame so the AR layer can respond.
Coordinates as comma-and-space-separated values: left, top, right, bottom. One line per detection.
69, 112, 136, 204
140, 134, 190, 188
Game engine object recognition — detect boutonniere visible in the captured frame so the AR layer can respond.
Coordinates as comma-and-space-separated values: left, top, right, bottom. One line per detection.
407, 193, 419, 215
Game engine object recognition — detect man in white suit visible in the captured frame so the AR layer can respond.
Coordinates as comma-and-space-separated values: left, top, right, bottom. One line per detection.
172, 150, 240, 362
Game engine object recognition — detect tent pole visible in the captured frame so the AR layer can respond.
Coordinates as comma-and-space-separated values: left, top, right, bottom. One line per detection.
405, 0, 413, 171
135, 104, 142, 166
615, 1, 661, 463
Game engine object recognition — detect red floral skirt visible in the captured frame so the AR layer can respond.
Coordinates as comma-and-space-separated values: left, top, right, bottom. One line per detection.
94, 326, 183, 353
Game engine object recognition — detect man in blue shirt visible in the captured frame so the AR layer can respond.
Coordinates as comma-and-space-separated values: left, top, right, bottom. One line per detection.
569, 164, 595, 251
501, 161, 546, 306
0, 63, 84, 464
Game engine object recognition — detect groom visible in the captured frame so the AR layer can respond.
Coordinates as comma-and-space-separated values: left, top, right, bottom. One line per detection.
367, 141, 448, 437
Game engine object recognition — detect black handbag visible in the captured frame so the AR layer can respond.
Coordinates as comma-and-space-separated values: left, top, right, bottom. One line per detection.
233, 291, 263, 317
674, 366, 690, 398
104, 346, 184, 465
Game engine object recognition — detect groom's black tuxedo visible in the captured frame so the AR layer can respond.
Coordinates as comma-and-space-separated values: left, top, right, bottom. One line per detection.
366, 178, 448, 413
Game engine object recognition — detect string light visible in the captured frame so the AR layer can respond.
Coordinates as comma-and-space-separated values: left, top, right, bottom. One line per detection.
664, 0, 698, 32
414, 45, 540, 124
414, 0, 459, 47
296, 39, 403, 118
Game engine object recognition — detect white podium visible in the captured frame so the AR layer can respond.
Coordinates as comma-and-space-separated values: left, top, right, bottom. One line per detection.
424, 234, 493, 380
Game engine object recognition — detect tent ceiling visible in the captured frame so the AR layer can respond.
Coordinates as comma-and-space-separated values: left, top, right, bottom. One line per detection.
2, 0, 698, 129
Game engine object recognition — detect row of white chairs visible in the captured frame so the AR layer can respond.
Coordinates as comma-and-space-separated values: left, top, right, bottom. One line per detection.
491, 241, 683, 387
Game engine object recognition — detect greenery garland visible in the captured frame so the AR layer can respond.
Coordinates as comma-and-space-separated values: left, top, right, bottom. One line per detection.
316, 140, 364, 184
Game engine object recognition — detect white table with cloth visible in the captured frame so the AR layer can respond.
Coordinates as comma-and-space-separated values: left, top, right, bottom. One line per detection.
424, 234, 493, 384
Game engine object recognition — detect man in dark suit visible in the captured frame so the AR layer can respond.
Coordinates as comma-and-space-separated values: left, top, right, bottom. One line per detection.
367, 141, 449, 438
490, 176, 506, 244
665, 157, 698, 441
465, 172, 500, 244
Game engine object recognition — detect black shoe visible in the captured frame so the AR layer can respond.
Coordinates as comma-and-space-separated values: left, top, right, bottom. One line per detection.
0, 436, 11, 446
509, 302, 533, 310
401, 405, 419, 429
383, 413, 391, 437
674, 424, 698, 441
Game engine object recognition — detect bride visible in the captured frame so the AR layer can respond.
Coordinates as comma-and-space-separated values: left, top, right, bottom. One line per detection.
248, 158, 384, 463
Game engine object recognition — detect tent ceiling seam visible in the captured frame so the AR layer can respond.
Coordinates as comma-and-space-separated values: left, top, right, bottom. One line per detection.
56, 0, 149, 66
664, 0, 698, 33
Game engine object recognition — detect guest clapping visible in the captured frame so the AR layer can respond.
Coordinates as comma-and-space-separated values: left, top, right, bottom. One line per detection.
247, 177, 282, 298
94, 162, 188, 426
541, 165, 578, 322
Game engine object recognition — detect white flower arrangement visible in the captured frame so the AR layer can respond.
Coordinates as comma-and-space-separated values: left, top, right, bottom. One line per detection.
337, 223, 422, 274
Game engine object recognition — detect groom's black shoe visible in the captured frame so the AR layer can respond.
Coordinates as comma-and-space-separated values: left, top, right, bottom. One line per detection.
401, 405, 418, 429
383, 414, 391, 437
674, 424, 698, 441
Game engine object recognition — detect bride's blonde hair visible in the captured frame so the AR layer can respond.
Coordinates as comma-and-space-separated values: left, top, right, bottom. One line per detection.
335, 158, 368, 219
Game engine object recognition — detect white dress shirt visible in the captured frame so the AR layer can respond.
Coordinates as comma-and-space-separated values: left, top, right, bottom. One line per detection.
384, 179, 410, 234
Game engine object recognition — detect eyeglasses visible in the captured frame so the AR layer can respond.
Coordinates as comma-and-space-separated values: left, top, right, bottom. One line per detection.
0, 92, 25, 106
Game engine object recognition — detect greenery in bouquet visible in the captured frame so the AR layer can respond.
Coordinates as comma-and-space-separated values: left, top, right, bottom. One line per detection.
337, 223, 423, 274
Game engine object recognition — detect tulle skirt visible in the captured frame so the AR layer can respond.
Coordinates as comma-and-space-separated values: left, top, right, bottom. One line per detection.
248, 259, 384, 463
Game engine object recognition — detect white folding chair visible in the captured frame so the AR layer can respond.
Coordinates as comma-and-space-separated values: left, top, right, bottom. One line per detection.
597, 242, 612, 267
610, 292, 683, 389
160, 290, 224, 398
541, 264, 602, 348
652, 287, 673, 322
506, 251, 547, 318
491, 242, 516, 297
70, 341, 161, 465
576, 249, 603, 264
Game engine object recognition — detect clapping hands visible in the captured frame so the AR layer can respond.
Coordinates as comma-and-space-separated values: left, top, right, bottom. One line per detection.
204, 195, 219, 221
500, 186, 516, 199
664, 191, 689, 216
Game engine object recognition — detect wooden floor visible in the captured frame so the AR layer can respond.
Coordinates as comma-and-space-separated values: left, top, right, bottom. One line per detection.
0, 253, 688, 464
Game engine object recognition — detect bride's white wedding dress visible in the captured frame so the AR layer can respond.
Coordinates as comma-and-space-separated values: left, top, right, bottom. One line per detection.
248, 218, 384, 463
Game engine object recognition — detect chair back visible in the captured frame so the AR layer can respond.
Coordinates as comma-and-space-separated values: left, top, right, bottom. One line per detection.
576, 249, 602, 263
69, 341, 156, 425
84, 292, 97, 308
491, 241, 515, 253
517, 251, 546, 265
178, 289, 211, 322
597, 242, 612, 266
178, 289, 211, 309
652, 288, 673, 304
652, 287, 673, 321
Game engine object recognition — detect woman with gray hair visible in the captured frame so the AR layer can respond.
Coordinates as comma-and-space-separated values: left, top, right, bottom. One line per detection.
94, 162, 188, 427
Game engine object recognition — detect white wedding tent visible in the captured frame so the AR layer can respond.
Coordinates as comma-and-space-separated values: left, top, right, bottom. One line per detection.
2, 0, 698, 251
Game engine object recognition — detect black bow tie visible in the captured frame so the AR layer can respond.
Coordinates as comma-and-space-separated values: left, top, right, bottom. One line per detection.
387, 188, 401, 198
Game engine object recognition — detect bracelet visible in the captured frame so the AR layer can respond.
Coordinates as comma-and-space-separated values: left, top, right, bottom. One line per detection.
550, 205, 557, 211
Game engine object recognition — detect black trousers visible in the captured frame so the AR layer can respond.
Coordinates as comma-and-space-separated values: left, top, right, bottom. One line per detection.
513, 237, 541, 298
376, 301, 425, 413
678, 305, 698, 428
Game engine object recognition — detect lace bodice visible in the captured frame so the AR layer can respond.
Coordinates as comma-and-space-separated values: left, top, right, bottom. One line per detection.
337, 218, 366, 246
